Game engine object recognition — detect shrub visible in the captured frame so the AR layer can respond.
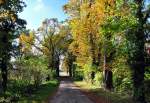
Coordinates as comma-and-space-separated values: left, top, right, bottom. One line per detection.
83, 62, 97, 83
94, 72, 103, 87
74, 69, 84, 81
112, 62, 132, 94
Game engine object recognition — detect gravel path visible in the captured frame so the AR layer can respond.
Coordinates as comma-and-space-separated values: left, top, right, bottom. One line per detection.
49, 80, 94, 103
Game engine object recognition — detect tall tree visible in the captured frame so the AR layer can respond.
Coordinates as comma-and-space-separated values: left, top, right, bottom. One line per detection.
130, 0, 150, 102
103, 0, 150, 102
38, 19, 71, 77
0, 0, 26, 92
64, 0, 115, 87
21, 19, 71, 77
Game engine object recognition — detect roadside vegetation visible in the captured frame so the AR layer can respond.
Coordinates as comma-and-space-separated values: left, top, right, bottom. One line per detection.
0, 0, 150, 103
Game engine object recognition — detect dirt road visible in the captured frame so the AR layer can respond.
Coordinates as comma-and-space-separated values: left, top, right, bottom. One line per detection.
49, 80, 94, 103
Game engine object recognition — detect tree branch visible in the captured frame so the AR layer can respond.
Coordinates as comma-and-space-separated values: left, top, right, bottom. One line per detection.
144, 7, 150, 22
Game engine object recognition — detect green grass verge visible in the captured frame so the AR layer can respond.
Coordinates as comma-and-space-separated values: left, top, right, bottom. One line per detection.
74, 81, 134, 103
20, 80, 59, 103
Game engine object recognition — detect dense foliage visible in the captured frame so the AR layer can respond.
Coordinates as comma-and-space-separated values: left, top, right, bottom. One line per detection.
64, 0, 150, 103
0, 0, 150, 103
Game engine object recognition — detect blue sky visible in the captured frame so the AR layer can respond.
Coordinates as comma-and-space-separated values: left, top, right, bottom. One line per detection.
19, 0, 68, 30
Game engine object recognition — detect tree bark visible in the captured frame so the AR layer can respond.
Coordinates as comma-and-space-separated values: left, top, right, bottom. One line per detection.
0, 31, 9, 93
132, 0, 146, 102
103, 42, 113, 91
132, 27, 146, 103
103, 69, 113, 91
55, 57, 60, 77
89, 33, 96, 65
1, 58, 8, 93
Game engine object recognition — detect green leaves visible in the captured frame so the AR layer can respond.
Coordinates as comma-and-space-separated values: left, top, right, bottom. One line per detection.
0, 0, 26, 30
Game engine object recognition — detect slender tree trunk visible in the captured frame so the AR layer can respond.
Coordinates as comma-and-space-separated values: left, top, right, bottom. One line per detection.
68, 60, 72, 77
67, 53, 76, 77
89, 33, 96, 65
55, 56, 60, 77
1, 58, 8, 93
86, 0, 96, 82
103, 52, 106, 71
48, 36, 55, 70
89, 33, 96, 82
48, 50, 55, 70
104, 69, 113, 91
97, 47, 101, 66
103, 40, 113, 91
88, 0, 96, 65
72, 64, 76, 77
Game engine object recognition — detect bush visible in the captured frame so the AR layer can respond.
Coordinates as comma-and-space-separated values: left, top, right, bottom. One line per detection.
94, 72, 103, 87
5, 56, 56, 99
112, 60, 132, 94
83, 62, 97, 83
74, 69, 84, 81
10, 56, 51, 86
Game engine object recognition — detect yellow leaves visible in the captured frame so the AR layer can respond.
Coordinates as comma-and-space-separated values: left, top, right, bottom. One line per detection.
80, 3, 89, 18
66, 0, 116, 65
20, 32, 34, 44
69, 40, 89, 57
0, 0, 5, 5
19, 32, 35, 53
120, 3, 131, 16
107, 0, 115, 6
0, 10, 17, 22
42, 46, 50, 55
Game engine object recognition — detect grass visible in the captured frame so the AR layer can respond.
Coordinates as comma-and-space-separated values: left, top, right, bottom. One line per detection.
19, 80, 59, 103
74, 81, 134, 103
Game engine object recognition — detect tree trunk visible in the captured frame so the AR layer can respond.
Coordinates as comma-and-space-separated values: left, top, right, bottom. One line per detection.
72, 64, 76, 77
48, 51, 55, 70
97, 47, 101, 66
1, 58, 8, 93
104, 69, 113, 91
89, 33, 96, 81
55, 59, 60, 77
132, 28, 146, 103
69, 64, 72, 77
103, 47, 113, 91
0, 31, 9, 93
89, 33, 96, 65
133, 63, 145, 103
132, 0, 146, 102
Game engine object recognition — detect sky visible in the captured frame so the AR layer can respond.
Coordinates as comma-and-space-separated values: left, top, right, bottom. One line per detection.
19, 0, 68, 30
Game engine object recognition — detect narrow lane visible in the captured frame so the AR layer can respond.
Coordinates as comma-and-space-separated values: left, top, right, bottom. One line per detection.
49, 80, 94, 103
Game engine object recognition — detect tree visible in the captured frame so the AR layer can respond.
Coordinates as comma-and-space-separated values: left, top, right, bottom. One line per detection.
19, 31, 35, 55
37, 19, 71, 77
101, 0, 150, 102
20, 19, 71, 77
0, 0, 26, 92
129, 0, 150, 102
64, 0, 115, 87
